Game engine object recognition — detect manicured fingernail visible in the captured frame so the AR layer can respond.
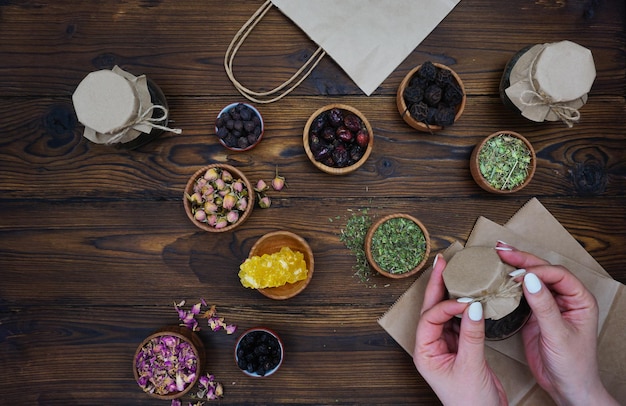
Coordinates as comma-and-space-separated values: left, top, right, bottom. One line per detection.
495, 246, 513, 251
524, 273, 542, 294
497, 240, 510, 246
456, 297, 474, 303
468, 301, 483, 321
432, 254, 439, 269
509, 269, 526, 277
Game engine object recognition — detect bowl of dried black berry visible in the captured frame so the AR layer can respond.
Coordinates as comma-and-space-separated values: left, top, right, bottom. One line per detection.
397, 62, 466, 132
303, 103, 373, 175
215, 102, 264, 151
234, 328, 284, 377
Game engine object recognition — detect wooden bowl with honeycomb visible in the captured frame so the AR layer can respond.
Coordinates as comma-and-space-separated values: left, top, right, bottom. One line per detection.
247, 231, 314, 300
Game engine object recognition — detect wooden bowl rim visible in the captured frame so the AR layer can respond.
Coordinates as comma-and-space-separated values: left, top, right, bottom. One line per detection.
234, 327, 284, 377
133, 325, 205, 400
396, 62, 466, 132
248, 230, 315, 300
365, 213, 431, 279
469, 130, 536, 194
303, 103, 374, 175
183, 163, 255, 232
215, 102, 264, 151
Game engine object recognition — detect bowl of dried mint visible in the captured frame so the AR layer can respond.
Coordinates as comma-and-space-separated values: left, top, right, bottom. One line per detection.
396, 61, 466, 132
365, 213, 430, 279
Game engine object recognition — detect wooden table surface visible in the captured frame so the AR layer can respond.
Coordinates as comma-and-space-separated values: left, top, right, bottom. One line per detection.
1, 1, 624, 404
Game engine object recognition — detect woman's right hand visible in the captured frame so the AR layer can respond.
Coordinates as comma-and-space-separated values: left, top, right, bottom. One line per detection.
496, 243, 618, 406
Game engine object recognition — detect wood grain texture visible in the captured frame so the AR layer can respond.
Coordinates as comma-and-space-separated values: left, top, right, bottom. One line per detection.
0, 0, 624, 404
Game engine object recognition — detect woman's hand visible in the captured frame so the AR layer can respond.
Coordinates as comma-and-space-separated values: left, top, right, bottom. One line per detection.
413, 254, 508, 406
496, 243, 618, 406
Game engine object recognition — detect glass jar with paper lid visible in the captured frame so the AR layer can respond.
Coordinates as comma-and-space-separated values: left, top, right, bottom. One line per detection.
500, 40, 596, 128
72, 66, 181, 149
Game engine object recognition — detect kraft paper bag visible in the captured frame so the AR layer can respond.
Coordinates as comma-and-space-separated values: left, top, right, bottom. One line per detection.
378, 198, 625, 404
225, 0, 461, 102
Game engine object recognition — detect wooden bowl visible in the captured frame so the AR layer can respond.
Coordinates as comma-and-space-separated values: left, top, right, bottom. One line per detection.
365, 213, 430, 279
396, 63, 466, 132
248, 230, 314, 300
133, 325, 205, 400
183, 163, 254, 232
234, 327, 284, 377
215, 102, 264, 151
303, 103, 373, 175
469, 131, 536, 194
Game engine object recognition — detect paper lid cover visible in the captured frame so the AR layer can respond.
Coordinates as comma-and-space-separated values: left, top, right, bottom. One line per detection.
72, 69, 139, 134
443, 246, 521, 320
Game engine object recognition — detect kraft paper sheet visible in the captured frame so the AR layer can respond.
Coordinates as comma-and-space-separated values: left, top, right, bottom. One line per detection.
270, 0, 461, 96
378, 198, 625, 404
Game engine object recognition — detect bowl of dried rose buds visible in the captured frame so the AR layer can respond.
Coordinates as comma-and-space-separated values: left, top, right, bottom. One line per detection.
303, 104, 373, 175
183, 163, 254, 232
215, 102, 264, 151
397, 61, 466, 132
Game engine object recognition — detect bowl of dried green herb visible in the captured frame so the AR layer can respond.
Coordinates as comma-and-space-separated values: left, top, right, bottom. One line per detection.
364, 213, 430, 279
470, 131, 536, 194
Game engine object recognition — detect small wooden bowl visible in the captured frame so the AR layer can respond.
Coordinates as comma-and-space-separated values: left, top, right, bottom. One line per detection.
215, 102, 264, 151
133, 325, 205, 400
248, 230, 314, 300
303, 103, 373, 175
365, 213, 430, 279
183, 163, 254, 232
396, 63, 466, 132
234, 327, 284, 377
469, 131, 536, 194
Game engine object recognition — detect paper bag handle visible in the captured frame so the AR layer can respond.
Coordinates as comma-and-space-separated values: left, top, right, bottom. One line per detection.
224, 0, 326, 104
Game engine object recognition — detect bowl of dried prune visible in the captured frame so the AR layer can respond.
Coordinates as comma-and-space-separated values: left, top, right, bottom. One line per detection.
397, 61, 466, 132
303, 104, 373, 175
235, 328, 284, 377
215, 102, 264, 151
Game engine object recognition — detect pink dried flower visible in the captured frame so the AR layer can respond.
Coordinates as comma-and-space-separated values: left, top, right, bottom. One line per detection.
203, 167, 219, 181
214, 217, 228, 229
236, 197, 248, 211
254, 179, 268, 192
194, 210, 207, 222
258, 195, 271, 209
271, 166, 286, 191
226, 210, 239, 223
222, 194, 236, 210
232, 179, 244, 193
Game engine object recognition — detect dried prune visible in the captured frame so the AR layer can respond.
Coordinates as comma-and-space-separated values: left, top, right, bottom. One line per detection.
434, 106, 456, 126
355, 129, 369, 148
336, 126, 354, 143
328, 108, 344, 127
424, 84, 442, 106
417, 61, 437, 82
435, 68, 452, 87
332, 144, 349, 167
343, 114, 362, 132
443, 83, 464, 106
403, 86, 424, 105
409, 102, 429, 122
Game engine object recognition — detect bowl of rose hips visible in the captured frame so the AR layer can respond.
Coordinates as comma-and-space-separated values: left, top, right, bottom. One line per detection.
235, 328, 284, 377
303, 104, 373, 175
396, 61, 466, 132
215, 102, 264, 151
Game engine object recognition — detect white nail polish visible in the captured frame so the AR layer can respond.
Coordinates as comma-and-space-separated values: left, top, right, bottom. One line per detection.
524, 273, 542, 294
456, 297, 474, 303
497, 240, 509, 246
432, 254, 439, 269
509, 269, 526, 277
495, 246, 513, 251
469, 302, 483, 321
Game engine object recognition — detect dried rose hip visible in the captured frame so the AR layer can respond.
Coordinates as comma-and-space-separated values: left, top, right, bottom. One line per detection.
308, 107, 369, 168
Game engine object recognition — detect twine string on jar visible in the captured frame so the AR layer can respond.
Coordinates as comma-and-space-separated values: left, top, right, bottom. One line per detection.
458, 273, 523, 307
104, 104, 182, 145
519, 48, 581, 128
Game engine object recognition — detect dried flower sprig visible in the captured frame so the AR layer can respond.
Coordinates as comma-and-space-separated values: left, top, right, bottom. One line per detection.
254, 166, 287, 209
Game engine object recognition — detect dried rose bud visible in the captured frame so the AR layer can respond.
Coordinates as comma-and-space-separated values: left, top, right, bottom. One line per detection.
201, 184, 214, 197
226, 210, 239, 223
221, 170, 233, 182
271, 166, 286, 191
204, 201, 218, 214
236, 197, 248, 211
215, 217, 228, 229
214, 178, 226, 191
222, 194, 237, 210
207, 214, 218, 226
194, 178, 208, 192
189, 192, 202, 204
204, 168, 219, 181
254, 179, 269, 192
232, 179, 244, 193
194, 210, 207, 222
258, 195, 271, 209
